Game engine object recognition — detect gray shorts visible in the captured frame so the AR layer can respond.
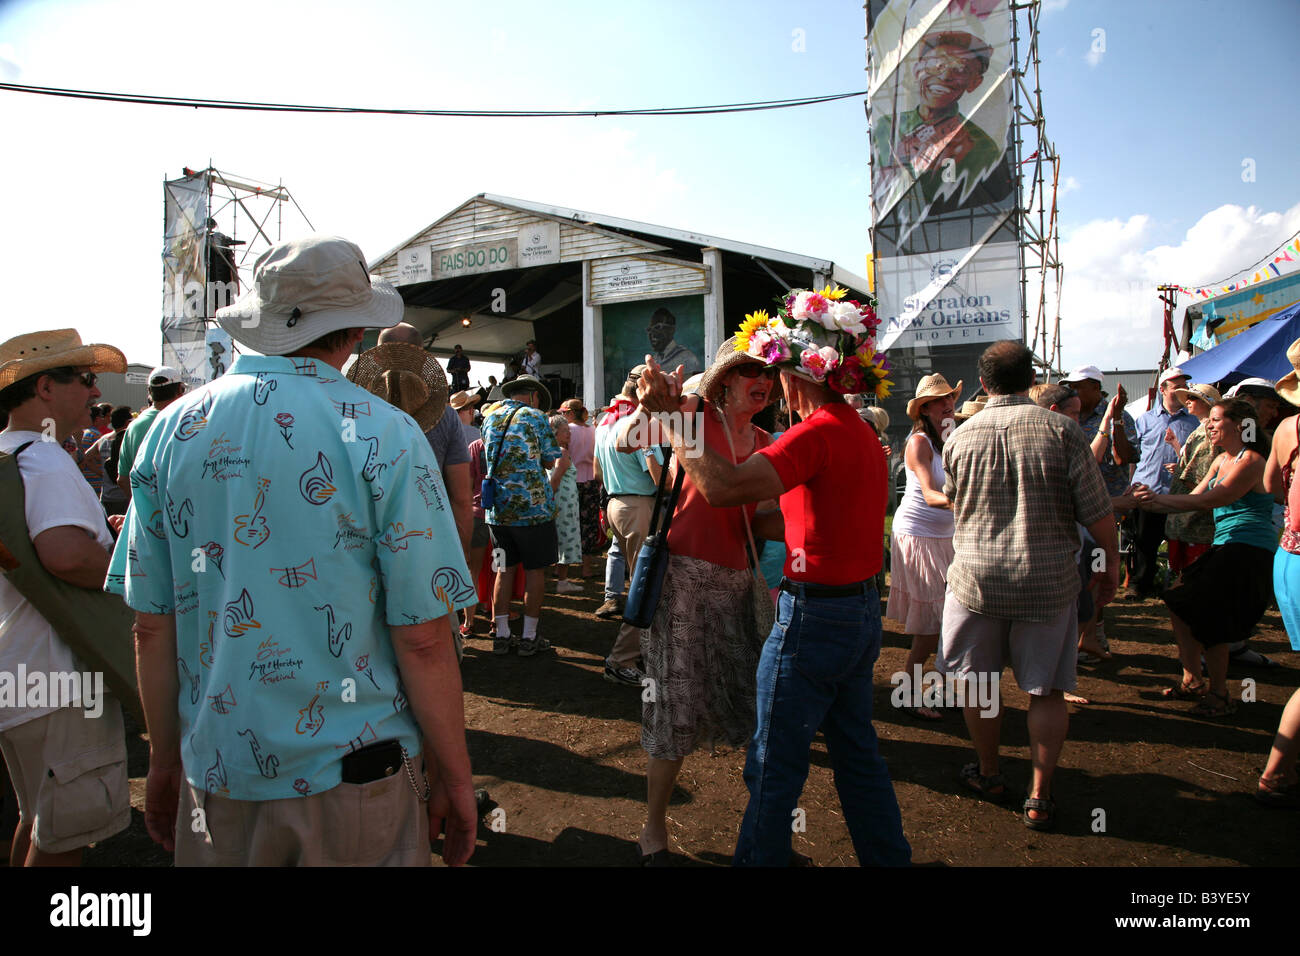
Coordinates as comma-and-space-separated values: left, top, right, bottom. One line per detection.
938, 584, 1078, 696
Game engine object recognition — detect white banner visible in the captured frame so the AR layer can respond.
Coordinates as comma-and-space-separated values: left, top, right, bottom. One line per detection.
877, 240, 1021, 350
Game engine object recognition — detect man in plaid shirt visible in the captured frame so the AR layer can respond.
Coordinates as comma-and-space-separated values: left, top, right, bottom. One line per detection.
940, 342, 1118, 831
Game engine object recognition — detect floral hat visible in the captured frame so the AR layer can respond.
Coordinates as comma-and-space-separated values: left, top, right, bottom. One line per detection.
734, 286, 892, 398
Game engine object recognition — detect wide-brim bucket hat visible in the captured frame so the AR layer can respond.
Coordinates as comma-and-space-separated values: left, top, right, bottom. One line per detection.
501, 374, 552, 411
216, 235, 403, 356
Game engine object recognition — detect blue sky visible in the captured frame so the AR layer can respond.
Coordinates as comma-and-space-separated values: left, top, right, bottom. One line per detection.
1, 0, 1296, 371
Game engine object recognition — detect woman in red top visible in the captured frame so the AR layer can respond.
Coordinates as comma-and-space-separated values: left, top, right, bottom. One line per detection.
615, 337, 777, 864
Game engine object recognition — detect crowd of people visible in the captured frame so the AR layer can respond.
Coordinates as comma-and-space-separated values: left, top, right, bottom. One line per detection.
1, 233, 1297, 869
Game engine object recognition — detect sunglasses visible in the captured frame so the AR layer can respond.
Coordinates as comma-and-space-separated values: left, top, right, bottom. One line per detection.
45, 367, 97, 388
736, 365, 779, 380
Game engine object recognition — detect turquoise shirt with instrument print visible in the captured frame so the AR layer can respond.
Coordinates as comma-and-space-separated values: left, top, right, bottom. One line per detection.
105, 355, 475, 801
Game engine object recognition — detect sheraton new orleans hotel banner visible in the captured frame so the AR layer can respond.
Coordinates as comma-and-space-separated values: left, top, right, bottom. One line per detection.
868, 0, 1023, 354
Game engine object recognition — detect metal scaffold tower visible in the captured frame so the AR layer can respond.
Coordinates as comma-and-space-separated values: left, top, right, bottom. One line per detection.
1010, 0, 1063, 376
161, 165, 314, 384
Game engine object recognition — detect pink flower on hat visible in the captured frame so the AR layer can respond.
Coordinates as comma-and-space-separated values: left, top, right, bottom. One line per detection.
792, 292, 830, 324
799, 346, 841, 382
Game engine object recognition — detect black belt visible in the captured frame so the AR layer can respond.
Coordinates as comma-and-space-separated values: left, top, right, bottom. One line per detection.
780, 578, 876, 598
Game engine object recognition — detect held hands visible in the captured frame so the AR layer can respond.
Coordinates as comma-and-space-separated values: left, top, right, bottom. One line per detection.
636, 355, 685, 414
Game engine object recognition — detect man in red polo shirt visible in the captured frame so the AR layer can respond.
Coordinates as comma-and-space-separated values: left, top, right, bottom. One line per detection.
637, 294, 910, 867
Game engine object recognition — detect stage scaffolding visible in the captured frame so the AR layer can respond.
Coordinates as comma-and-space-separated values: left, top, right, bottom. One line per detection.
1011, 0, 1064, 376
161, 166, 313, 384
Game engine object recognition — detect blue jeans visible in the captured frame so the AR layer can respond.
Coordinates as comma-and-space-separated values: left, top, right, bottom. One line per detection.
604, 535, 626, 601
734, 584, 911, 866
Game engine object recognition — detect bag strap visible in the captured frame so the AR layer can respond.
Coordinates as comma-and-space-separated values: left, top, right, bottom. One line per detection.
715, 406, 764, 573
647, 446, 685, 537
486, 404, 525, 477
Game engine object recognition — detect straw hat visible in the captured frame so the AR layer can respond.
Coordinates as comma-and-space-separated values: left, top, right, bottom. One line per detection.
860, 405, 890, 434
697, 335, 776, 407
906, 373, 963, 420
450, 389, 481, 410
954, 393, 989, 422
346, 342, 448, 431
0, 329, 126, 390
501, 373, 551, 411
1278, 338, 1300, 407
216, 235, 402, 356
1171, 383, 1222, 409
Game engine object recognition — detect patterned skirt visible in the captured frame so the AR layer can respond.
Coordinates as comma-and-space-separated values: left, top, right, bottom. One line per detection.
578, 479, 604, 554
641, 553, 762, 760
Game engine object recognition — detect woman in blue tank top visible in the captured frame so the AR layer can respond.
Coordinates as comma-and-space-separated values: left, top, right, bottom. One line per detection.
1133, 398, 1276, 717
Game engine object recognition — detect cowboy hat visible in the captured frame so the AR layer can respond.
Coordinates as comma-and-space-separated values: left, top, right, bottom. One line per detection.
501, 374, 551, 411
450, 389, 482, 410
1278, 338, 1300, 407
216, 235, 402, 356
954, 393, 989, 422
0, 329, 126, 390
906, 373, 963, 420
697, 336, 777, 407
1171, 383, 1222, 408
346, 342, 448, 431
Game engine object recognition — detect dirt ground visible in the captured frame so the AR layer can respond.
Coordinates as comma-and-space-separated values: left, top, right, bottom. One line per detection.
61, 576, 1300, 868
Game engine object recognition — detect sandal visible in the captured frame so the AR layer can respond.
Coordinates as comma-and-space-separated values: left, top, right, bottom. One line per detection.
1023, 795, 1055, 831
1188, 690, 1237, 718
901, 702, 944, 722
959, 762, 1010, 803
1161, 679, 1207, 701
1255, 777, 1300, 809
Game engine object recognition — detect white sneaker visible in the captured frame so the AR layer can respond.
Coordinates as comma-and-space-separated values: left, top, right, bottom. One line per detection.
555, 580, 582, 594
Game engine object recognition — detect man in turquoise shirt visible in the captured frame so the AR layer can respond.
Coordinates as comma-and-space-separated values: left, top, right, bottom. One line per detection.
593, 368, 663, 685
107, 236, 477, 866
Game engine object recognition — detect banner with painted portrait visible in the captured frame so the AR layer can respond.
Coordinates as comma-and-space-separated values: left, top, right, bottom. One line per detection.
601, 296, 705, 406
868, 0, 1014, 242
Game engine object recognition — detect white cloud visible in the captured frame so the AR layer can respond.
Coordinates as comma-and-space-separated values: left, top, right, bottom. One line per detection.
1084, 48, 1104, 68
1059, 176, 1081, 197
0, 43, 20, 81
1042, 0, 1070, 12
1056, 201, 1300, 370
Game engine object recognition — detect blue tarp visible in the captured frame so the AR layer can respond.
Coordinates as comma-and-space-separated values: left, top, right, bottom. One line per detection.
1177, 302, 1300, 385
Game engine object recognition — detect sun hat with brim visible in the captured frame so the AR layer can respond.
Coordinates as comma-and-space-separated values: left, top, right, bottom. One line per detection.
1171, 383, 1221, 408
732, 286, 892, 398
906, 373, 963, 420
346, 343, 448, 431
954, 394, 989, 422
501, 374, 551, 411
1277, 338, 1300, 407
860, 405, 890, 434
0, 329, 126, 390
697, 335, 778, 407
215, 235, 402, 356
450, 390, 482, 410
681, 373, 706, 397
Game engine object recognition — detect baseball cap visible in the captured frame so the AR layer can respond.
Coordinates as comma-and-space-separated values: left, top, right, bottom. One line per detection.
149, 365, 183, 387
1225, 376, 1276, 397
1061, 365, 1103, 385
1157, 366, 1189, 387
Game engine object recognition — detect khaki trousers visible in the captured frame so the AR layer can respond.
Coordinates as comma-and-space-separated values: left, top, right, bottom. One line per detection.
176, 755, 429, 866
606, 493, 654, 666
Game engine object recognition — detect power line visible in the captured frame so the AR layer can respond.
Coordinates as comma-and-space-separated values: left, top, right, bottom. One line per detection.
0, 81, 867, 117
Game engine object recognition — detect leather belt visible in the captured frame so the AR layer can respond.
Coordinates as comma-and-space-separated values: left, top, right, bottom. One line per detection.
780, 578, 877, 598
